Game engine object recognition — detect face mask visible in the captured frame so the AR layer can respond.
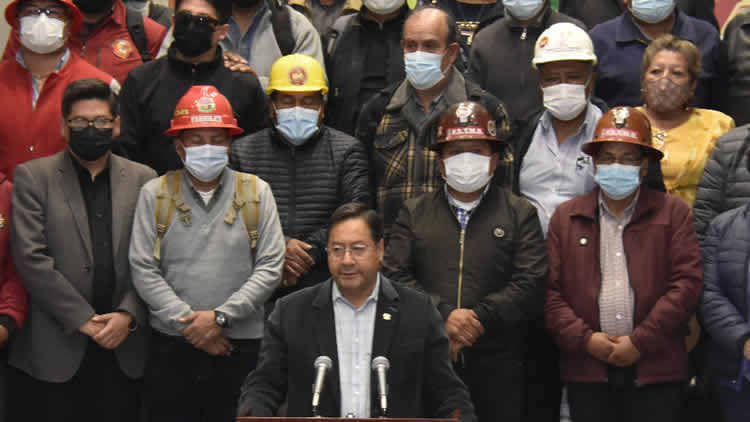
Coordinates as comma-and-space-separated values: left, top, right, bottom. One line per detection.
183, 144, 228, 182
173, 13, 215, 58
594, 163, 641, 200
363, 0, 405, 15
630, 0, 675, 24
233, 0, 263, 8
542, 83, 588, 121
404, 51, 445, 90
642, 77, 691, 113
276, 106, 320, 146
19, 14, 66, 55
68, 127, 114, 161
74, 0, 114, 13
124, 0, 150, 18
443, 152, 493, 193
504, 0, 545, 21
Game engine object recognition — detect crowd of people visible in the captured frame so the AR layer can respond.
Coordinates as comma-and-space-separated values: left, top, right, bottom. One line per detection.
0, 0, 750, 422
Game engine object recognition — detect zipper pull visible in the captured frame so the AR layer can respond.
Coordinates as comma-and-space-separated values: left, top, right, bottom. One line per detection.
521, 27, 527, 40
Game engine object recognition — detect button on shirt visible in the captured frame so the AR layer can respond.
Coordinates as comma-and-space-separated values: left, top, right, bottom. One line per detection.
71, 152, 115, 314
598, 190, 638, 337
333, 275, 380, 418
520, 104, 601, 235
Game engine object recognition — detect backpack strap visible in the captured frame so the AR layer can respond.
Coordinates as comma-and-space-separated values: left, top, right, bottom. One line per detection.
153, 170, 190, 261
224, 172, 261, 258
126, 7, 152, 63
268, 0, 296, 56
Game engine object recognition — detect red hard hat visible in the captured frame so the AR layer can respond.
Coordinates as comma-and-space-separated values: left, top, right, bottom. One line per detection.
165, 85, 244, 137
5, 0, 83, 34
582, 106, 663, 161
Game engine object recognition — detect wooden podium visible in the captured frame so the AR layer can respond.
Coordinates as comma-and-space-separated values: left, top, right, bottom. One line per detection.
238, 411, 460, 422
238, 418, 458, 422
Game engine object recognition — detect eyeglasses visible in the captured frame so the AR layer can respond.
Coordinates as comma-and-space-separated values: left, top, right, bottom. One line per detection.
67, 117, 115, 131
175, 11, 220, 29
595, 154, 644, 166
327, 244, 371, 260
18, 5, 68, 20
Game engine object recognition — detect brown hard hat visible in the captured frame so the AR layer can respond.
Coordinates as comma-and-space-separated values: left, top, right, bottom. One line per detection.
582, 106, 663, 161
431, 102, 506, 151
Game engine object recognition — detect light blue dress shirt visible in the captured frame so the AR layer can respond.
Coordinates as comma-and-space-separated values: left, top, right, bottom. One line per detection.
519, 103, 602, 235
332, 274, 380, 418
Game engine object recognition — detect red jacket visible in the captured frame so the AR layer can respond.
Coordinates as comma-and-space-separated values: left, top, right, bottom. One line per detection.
545, 187, 703, 385
0, 172, 28, 331
3, 0, 166, 84
0, 53, 117, 180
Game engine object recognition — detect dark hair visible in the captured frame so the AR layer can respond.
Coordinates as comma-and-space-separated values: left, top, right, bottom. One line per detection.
61, 78, 118, 118
404, 5, 458, 46
329, 202, 384, 243
175, 0, 232, 24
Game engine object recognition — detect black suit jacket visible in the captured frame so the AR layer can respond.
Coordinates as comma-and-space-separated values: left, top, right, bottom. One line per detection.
238, 276, 476, 422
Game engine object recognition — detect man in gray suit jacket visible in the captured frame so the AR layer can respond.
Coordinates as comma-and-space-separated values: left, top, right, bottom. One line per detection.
7, 79, 156, 422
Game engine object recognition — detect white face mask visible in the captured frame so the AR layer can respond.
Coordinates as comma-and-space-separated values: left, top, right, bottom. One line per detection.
182, 144, 228, 182
443, 152, 493, 193
363, 0, 405, 15
542, 83, 588, 121
275, 106, 320, 146
404, 51, 445, 90
19, 14, 66, 55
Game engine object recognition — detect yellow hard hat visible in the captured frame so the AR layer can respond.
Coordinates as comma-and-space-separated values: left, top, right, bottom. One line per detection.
266, 54, 328, 95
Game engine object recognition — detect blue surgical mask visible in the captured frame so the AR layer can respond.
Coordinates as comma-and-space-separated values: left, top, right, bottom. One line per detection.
183, 144, 228, 182
276, 106, 320, 146
504, 0, 545, 21
594, 163, 641, 200
630, 0, 675, 24
404, 51, 445, 90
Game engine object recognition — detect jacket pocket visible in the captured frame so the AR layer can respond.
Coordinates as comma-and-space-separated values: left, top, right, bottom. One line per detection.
373, 120, 410, 187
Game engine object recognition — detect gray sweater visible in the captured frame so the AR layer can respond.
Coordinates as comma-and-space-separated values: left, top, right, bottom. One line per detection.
129, 169, 285, 339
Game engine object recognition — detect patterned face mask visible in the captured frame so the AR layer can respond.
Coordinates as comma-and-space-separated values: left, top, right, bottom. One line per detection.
642, 77, 692, 113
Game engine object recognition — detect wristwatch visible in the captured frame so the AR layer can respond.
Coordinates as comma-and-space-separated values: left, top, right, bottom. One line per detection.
215, 311, 229, 328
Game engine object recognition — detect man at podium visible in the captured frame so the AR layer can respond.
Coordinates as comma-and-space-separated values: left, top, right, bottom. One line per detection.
237, 203, 476, 421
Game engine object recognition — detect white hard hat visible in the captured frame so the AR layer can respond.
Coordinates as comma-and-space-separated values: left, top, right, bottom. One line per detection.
532, 23, 597, 69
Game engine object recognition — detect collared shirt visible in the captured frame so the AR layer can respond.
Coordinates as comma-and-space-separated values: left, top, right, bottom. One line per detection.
332, 274, 380, 418
16, 49, 70, 109
225, 8, 268, 62
445, 183, 489, 228
598, 189, 639, 337
70, 151, 115, 314
519, 103, 601, 235
411, 90, 444, 126
590, 9, 721, 109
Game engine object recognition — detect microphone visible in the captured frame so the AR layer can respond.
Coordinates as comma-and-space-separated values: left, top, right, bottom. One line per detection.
371, 356, 390, 417
312, 355, 333, 416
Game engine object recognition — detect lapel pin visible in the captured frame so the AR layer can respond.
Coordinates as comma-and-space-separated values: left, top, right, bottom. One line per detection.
579, 237, 588, 246
382, 313, 392, 321
0, 214, 5, 229
493, 227, 505, 238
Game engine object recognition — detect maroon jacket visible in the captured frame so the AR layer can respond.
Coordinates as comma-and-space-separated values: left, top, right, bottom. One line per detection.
545, 187, 703, 384
0, 172, 28, 333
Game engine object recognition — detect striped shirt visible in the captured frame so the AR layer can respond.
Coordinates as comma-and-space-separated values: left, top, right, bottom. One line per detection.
332, 275, 380, 418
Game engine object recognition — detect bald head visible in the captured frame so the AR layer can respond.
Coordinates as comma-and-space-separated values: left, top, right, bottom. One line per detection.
402, 6, 457, 50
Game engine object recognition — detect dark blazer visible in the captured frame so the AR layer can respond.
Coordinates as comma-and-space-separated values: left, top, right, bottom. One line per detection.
238, 276, 476, 421
9, 151, 156, 382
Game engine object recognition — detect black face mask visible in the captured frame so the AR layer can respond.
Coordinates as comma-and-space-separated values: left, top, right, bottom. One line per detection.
173, 13, 216, 58
74, 0, 114, 14
234, 0, 263, 8
69, 127, 114, 161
